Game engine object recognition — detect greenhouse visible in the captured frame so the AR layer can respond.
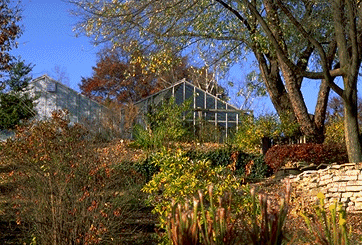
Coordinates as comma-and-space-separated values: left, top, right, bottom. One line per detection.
134, 79, 244, 142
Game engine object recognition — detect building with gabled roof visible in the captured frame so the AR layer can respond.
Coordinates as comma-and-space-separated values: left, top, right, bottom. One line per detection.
134, 79, 244, 142
29, 75, 116, 126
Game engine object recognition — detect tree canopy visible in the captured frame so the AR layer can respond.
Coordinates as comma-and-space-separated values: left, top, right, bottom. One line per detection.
70, 0, 328, 139
0, 0, 22, 73
0, 59, 36, 130
71, 0, 362, 161
80, 47, 227, 103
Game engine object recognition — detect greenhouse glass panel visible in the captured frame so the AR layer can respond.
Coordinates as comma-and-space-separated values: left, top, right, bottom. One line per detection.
153, 91, 166, 106
164, 89, 173, 101
228, 112, 237, 121
218, 122, 226, 129
228, 122, 236, 128
185, 83, 194, 100
205, 111, 215, 121
206, 94, 216, 109
217, 100, 226, 110
195, 88, 205, 109
217, 112, 226, 121
174, 84, 184, 105
134, 80, 244, 143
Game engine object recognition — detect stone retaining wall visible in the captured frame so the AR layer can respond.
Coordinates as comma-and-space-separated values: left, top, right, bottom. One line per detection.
287, 162, 362, 212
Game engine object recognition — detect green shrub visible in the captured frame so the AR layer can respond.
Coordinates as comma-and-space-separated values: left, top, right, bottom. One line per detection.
133, 123, 165, 149
134, 154, 160, 182
232, 113, 299, 154
142, 149, 243, 234
132, 98, 192, 149
185, 146, 270, 180
264, 143, 348, 172
247, 154, 270, 180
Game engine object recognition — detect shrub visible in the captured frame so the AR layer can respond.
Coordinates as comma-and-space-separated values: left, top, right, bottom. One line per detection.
0, 110, 145, 244
232, 113, 299, 154
185, 146, 270, 180
134, 153, 161, 182
132, 123, 165, 149
132, 97, 192, 149
325, 116, 345, 144
264, 143, 348, 172
141, 149, 244, 236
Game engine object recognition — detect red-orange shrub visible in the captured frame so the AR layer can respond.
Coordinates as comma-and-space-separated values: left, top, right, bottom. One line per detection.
264, 143, 348, 172
0, 110, 147, 244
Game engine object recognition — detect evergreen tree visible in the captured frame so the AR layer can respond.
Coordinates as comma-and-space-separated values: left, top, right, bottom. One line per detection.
0, 59, 36, 130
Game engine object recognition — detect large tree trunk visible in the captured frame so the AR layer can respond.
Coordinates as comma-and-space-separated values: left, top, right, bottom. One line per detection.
343, 80, 362, 162
330, 0, 362, 162
314, 79, 331, 143
314, 40, 336, 142
257, 51, 329, 143
263, 0, 324, 143
256, 53, 295, 119
278, 60, 323, 142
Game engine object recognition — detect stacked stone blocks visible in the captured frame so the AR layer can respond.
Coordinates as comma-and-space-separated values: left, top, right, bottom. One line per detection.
288, 163, 362, 212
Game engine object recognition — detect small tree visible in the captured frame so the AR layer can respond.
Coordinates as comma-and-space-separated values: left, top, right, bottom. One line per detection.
233, 112, 299, 154
133, 97, 192, 149
0, 59, 36, 130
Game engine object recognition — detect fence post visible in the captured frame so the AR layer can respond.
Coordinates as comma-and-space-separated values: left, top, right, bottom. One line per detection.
262, 136, 271, 155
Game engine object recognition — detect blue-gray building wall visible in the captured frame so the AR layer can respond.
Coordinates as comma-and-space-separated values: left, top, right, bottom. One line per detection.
29, 75, 111, 125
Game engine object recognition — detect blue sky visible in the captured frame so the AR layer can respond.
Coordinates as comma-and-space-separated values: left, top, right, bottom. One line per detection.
10, 0, 279, 114
11, 0, 101, 91
9, 0, 342, 115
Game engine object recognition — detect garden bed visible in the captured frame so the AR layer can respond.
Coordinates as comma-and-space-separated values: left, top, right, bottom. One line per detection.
1, 138, 362, 244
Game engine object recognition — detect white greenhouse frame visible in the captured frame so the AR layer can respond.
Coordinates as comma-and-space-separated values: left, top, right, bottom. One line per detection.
134, 79, 244, 142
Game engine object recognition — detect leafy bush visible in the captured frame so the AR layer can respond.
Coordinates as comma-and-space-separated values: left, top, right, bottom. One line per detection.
0, 110, 146, 244
185, 146, 270, 180
325, 116, 345, 144
134, 154, 160, 182
137, 145, 270, 193
141, 149, 244, 235
264, 143, 348, 172
133, 123, 165, 149
132, 97, 192, 149
232, 113, 299, 154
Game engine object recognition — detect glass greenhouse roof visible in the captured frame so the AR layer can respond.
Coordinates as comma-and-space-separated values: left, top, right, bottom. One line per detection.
134, 79, 244, 141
